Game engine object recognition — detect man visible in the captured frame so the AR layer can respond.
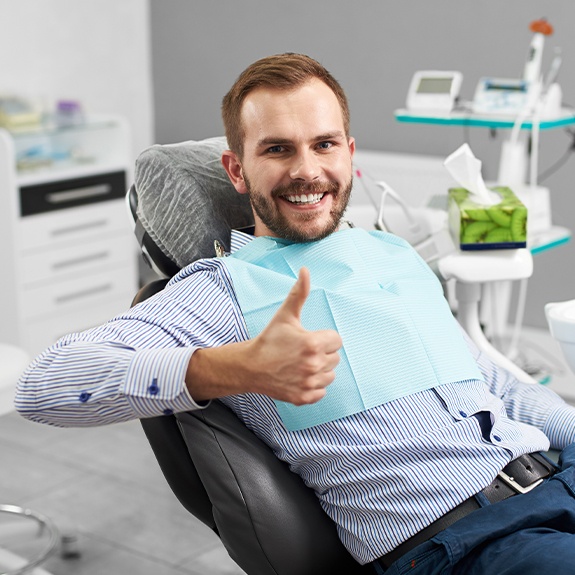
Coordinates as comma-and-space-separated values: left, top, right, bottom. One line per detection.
16, 54, 575, 573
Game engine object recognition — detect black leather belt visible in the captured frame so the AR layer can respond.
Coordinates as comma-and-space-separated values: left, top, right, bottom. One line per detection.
377, 452, 556, 569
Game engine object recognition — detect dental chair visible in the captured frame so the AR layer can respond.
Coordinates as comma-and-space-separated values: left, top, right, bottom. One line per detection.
128, 137, 369, 575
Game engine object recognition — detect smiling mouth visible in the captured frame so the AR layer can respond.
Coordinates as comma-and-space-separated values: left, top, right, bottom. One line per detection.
284, 192, 326, 205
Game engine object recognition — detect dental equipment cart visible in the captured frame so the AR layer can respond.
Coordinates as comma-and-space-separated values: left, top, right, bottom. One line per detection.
394, 107, 575, 383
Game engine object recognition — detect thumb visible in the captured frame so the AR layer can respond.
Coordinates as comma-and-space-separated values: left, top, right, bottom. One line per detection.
276, 267, 311, 324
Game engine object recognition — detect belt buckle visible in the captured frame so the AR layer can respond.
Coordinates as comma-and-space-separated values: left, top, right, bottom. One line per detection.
497, 469, 543, 494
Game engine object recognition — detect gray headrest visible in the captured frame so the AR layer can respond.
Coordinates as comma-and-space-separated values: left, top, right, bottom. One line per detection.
134, 136, 254, 269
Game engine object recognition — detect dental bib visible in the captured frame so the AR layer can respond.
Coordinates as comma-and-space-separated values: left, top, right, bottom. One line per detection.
223, 228, 482, 431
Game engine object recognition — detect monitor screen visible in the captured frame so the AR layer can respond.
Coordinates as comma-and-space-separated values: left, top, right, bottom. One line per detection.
485, 80, 527, 93
416, 77, 453, 94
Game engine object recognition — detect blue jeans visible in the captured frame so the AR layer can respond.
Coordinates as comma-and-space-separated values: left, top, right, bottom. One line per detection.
372, 444, 575, 575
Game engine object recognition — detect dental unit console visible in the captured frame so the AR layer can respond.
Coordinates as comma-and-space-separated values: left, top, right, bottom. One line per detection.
406, 70, 462, 114
472, 78, 534, 116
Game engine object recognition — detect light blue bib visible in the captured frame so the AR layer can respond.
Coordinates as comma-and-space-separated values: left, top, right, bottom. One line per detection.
223, 228, 482, 431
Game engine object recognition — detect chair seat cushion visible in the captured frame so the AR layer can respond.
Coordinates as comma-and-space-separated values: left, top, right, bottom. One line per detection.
177, 401, 367, 575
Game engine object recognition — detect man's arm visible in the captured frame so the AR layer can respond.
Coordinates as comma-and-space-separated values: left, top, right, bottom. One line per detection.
16, 265, 341, 427
463, 328, 575, 449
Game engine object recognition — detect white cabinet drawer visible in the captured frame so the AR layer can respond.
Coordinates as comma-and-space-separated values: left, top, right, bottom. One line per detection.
19, 170, 126, 216
20, 232, 136, 286
21, 267, 136, 319
18, 199, 132, 252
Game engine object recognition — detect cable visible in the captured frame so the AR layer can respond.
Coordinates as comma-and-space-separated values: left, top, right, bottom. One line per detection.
375, 181, 427, 242
506, 277, 529, 360
352, 164, 380, 211
538, 128, 575, 182
529, 101, 541, 186
509, 80, 540, 147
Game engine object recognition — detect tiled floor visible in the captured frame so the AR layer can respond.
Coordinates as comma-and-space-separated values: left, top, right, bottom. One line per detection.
0, 412, 246, 575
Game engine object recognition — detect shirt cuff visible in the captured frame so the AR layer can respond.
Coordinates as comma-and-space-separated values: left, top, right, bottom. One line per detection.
124, 347, 210, 418
543, 403, 575, 449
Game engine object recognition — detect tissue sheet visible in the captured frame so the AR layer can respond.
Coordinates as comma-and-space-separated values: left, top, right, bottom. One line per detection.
223, 229, 482, 431
444, 143, 499, 205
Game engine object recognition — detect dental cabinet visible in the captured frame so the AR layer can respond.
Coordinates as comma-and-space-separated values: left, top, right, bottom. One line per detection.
0, 116, 138, 357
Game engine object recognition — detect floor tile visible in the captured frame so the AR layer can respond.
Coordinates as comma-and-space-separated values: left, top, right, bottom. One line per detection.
22, 471, 220, 564
2, 414, 177, 496
42, 532, 202, 575
184, 545, 247, 575
0, 411, 236, 574
0, 439, 89, 502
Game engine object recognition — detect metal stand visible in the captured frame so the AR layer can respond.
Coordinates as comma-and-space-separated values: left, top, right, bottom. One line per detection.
438, 248, 537, 383
0, 505, 59, 575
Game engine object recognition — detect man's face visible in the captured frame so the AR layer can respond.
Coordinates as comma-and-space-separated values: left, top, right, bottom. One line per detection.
224, 78, 355, 242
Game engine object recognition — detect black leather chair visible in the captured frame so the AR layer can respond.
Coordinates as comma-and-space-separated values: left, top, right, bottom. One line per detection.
127, 139, 369, 575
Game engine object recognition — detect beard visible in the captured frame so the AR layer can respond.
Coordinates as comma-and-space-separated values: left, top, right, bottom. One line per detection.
245, 175, 353, 243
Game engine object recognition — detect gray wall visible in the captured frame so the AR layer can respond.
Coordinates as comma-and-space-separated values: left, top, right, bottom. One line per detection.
150, 0, 575, 328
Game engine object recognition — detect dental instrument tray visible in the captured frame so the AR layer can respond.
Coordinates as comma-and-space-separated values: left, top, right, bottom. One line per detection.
448, 186, 527, 250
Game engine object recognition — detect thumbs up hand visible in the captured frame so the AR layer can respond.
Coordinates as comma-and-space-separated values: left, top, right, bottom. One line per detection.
248, 267, 342, 405
186, 268, 342, 406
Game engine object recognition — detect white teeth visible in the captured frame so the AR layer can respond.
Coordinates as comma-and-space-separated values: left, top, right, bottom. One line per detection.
286, 193, 324, 205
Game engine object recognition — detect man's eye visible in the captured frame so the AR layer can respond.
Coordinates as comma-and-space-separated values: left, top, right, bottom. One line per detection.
267, 145, 285, 154
317, 142, 333, 150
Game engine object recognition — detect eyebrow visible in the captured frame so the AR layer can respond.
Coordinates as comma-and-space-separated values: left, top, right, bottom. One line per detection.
256, 131, 346, 149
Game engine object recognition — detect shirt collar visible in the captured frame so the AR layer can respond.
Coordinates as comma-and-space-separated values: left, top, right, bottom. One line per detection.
230, 228, 255, 253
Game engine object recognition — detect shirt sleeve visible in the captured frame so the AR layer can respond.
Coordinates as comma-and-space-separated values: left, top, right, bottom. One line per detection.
461, 327, 575, 449
15, 260, 245, 427
15, 340, 203, 427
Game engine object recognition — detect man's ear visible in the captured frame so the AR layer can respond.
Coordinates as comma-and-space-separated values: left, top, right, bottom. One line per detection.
348, 136, 356, 158
221, 150, 248, 194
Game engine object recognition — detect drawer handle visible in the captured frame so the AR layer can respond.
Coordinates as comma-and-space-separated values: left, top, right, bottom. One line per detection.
51, 219, 109, 237
52, 251, 110, 271
46, 184, 112, 204
55, 283, 113, 305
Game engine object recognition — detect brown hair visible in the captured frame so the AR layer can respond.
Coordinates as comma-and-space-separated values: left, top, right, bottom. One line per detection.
221, 53, 350, 158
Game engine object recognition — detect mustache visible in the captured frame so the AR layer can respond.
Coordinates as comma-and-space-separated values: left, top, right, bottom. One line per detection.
271, 180, 340, 199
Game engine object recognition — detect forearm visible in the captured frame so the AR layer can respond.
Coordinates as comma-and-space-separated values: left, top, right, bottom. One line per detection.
186, 340, 256, 401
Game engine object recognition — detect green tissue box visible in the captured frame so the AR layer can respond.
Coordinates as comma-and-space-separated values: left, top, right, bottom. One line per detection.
448, 186, 527, 250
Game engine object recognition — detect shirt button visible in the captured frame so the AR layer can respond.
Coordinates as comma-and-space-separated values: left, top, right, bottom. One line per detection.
79, 391, 91, 403
163, 408, 173, 416
493, 435, 502, 442
148, 379, 159, 395
459, 410, 467, 418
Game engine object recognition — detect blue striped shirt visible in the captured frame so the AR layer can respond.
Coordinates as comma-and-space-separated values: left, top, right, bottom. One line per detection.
15, 230, 575, 564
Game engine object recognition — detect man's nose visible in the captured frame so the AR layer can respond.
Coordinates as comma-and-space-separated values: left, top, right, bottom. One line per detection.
289, 151, 320, 181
